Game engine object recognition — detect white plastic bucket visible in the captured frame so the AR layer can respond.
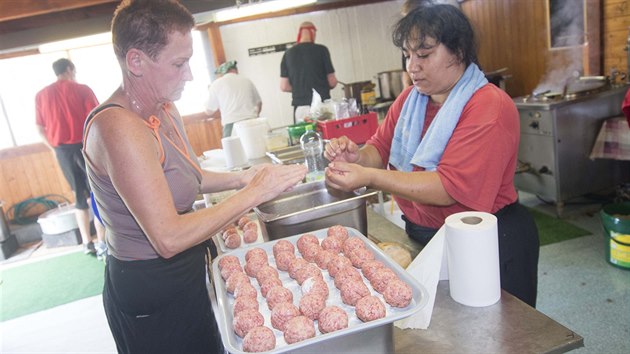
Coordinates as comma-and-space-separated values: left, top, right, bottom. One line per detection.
234, 118, 269, 159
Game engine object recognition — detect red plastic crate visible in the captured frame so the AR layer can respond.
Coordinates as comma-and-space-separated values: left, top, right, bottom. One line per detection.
316, 112, 378, 144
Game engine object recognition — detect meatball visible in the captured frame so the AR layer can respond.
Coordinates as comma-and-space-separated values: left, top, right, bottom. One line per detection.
273, 239, 295, 258
300, 242, 321, 263
233, 296, 259, 315
327, 224, 349, 242
348, 247, 375, 268
295, 263, 323, 285
301, 276, 329, 299
383, 278, 413, 308
245, 247, 268, 262
218, 255, 240, 270
327, 254, 353, 278
243, 228, 258, 244
321, 236, 343, 254
296, 234, 319, 254
233, 309, 264, 338
255, 264, 279, 286
288, 257, 309, 280
222, 227, 239, 240
237, 215, 251, 229
370, 268, 398, 293
260, 277, 283, 298
226, 271, 250, 294
299, 293, 326, 321
242, 326, 276, 353
234, 282, 258, 299
224, 232, 241, 249
315, 249, 335, 270
274, 251, 296, 272
283, 316, 316, 344
318, 306, 349, 334
342, 237, 366, 256
243, 220, 258, 232
360, 260, 386, 282
270, 302, 300, 331
333, 266, 362, 290
220, 262, 243, 281
355, 295, 386, 322
266, 285, 293, 310
340, 279, 370, 306
245, 257, 268, 278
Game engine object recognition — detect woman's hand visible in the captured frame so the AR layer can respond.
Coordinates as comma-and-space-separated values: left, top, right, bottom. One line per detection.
325, 161, 369, 192
324, 136, 360, 163
244, 164, 307, 204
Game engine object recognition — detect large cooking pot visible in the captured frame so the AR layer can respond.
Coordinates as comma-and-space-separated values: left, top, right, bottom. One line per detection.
377, 70, 405, 100
37, 203, 79, 235
340, 81, 372, 105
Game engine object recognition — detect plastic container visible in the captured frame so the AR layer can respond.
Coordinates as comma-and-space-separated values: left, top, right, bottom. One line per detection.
287, 122, 315, 146
300, 126, 325, 182
317, 112, 378, 145
600, 203, 630, 270
234, 118, 269, 159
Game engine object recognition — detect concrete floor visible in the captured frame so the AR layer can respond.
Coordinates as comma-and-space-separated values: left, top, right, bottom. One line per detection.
1, 192, 629, 353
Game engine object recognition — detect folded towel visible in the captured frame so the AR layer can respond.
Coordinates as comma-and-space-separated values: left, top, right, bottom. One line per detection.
389, 63, 488, 172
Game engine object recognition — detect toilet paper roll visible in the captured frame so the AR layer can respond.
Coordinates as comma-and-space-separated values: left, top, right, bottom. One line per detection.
221, 136, 248, 168
445, 212, 500, 307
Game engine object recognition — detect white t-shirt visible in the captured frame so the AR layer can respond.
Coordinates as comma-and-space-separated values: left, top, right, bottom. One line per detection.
205, 72, 262, 126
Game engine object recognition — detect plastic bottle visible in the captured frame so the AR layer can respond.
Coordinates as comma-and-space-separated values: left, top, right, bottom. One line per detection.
300, 126, 325, 182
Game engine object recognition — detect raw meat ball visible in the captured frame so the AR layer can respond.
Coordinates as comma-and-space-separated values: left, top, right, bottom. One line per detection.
238, 215, 251, 229
355, 295, 386, 322
255, 264, 279, 286
301, 276, 329, 299
243, 326, 276, 353
327, 224, 349, 242
327, 254, 353, 278
245, 248, 268, 262
243, 220, 258, 232
360, 260, 386, 282
314, 249, 335, 270
321, 236, 343, 254
225, 233, 241, 249
288, 257, 309, 280
299, 293, 326, 321
318, 306, 349, 334
220, 262, 242, 281
226, 271, 250, 294
233, 296, 259, 315
283, 316, 316, 344
266, 286, 293, 310
218, 255, 240, 270
271, 302, 300, 331
340, 279, 370, 306
334, 266, 362, 289
295, 263, 323, 285
222, 227, 238, 240
383, 278, 413, 308
233, 309, 264, 338
245, 257, 268, 278
273, 240, 295, 258
349, 247, 375, 268
274, 251, 296, 271
243, 229, 258, 244
343, 237, 366, 256
297, 234, 319, 254
370, 268, 398, 293
300, 242, 321, 263
234, 282, 258, 299
260, 277, 283, 298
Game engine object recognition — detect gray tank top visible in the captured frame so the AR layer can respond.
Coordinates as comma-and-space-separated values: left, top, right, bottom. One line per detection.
83, 104, 202, 260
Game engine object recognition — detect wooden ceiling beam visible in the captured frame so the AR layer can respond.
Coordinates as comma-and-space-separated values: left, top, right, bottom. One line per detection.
0, 0, 119, 22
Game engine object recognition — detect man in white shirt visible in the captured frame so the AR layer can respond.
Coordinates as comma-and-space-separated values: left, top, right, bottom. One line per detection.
205, 60, 262, 137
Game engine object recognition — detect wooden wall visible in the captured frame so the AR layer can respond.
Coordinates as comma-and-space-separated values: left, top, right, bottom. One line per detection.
603, 0, 630, 77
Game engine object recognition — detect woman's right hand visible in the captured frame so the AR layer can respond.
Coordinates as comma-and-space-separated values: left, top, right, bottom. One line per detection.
245, 164, 307, 204
324, 136, 360, 163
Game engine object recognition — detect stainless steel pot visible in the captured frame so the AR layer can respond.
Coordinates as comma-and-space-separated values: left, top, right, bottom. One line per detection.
37, 204, 79, 234
340, 81, 372, 105
377, 70, 404, 100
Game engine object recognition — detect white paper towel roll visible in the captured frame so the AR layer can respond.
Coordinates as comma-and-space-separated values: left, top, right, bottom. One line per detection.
221, 136, 248, 168
445, 211, 500, 307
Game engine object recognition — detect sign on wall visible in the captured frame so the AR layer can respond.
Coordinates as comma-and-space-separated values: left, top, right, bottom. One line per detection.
248, 42, 296, 56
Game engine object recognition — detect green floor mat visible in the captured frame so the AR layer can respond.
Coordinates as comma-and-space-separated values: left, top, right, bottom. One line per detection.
529, 208, 592, 246
0, 251, 105, 322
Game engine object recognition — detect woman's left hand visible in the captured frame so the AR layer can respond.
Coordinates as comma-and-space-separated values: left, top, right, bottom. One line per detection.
239, 163, 270, 187
325, 161, 369, 192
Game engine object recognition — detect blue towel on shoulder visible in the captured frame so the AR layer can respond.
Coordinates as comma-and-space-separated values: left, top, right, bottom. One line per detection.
389, 63, 488, 172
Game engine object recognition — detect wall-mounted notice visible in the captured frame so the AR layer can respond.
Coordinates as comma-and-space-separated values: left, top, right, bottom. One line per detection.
248, 42, 296, 56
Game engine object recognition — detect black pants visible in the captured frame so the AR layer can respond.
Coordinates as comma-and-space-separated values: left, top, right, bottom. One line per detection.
404, 203, 539, 307
103, 245, 224, 354
53, 143, 90, 209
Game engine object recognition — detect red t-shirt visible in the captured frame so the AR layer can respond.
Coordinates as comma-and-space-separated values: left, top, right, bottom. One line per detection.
366, 84, 519, 229
35, 79, 99, 147
622, 88, 630, 128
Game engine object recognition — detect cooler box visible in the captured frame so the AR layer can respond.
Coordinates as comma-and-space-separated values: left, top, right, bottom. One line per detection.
316, 112, 378, 144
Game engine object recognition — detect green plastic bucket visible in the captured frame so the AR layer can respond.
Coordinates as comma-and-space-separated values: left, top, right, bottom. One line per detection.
600, 203, 630, 270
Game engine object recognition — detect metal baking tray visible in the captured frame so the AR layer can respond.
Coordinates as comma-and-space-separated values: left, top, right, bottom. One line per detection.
211, 227, 428, 354
266, 145, 305, 165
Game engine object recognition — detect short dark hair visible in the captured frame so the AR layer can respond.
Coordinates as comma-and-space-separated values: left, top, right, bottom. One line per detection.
52, 58, 74, 76
392, 4, 478, 67
111, 0, 194, 61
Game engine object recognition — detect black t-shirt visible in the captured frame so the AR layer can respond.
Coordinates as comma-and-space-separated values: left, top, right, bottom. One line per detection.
280, 42, 335, 106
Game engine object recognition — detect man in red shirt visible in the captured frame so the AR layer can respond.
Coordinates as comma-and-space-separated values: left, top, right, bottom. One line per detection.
35, 58, 105, 257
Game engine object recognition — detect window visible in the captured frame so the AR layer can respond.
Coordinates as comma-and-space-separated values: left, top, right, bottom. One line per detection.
0, 31, 211, 150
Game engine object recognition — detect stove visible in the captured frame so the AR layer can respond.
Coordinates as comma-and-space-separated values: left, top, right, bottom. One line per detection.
513, 84, 630, 216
